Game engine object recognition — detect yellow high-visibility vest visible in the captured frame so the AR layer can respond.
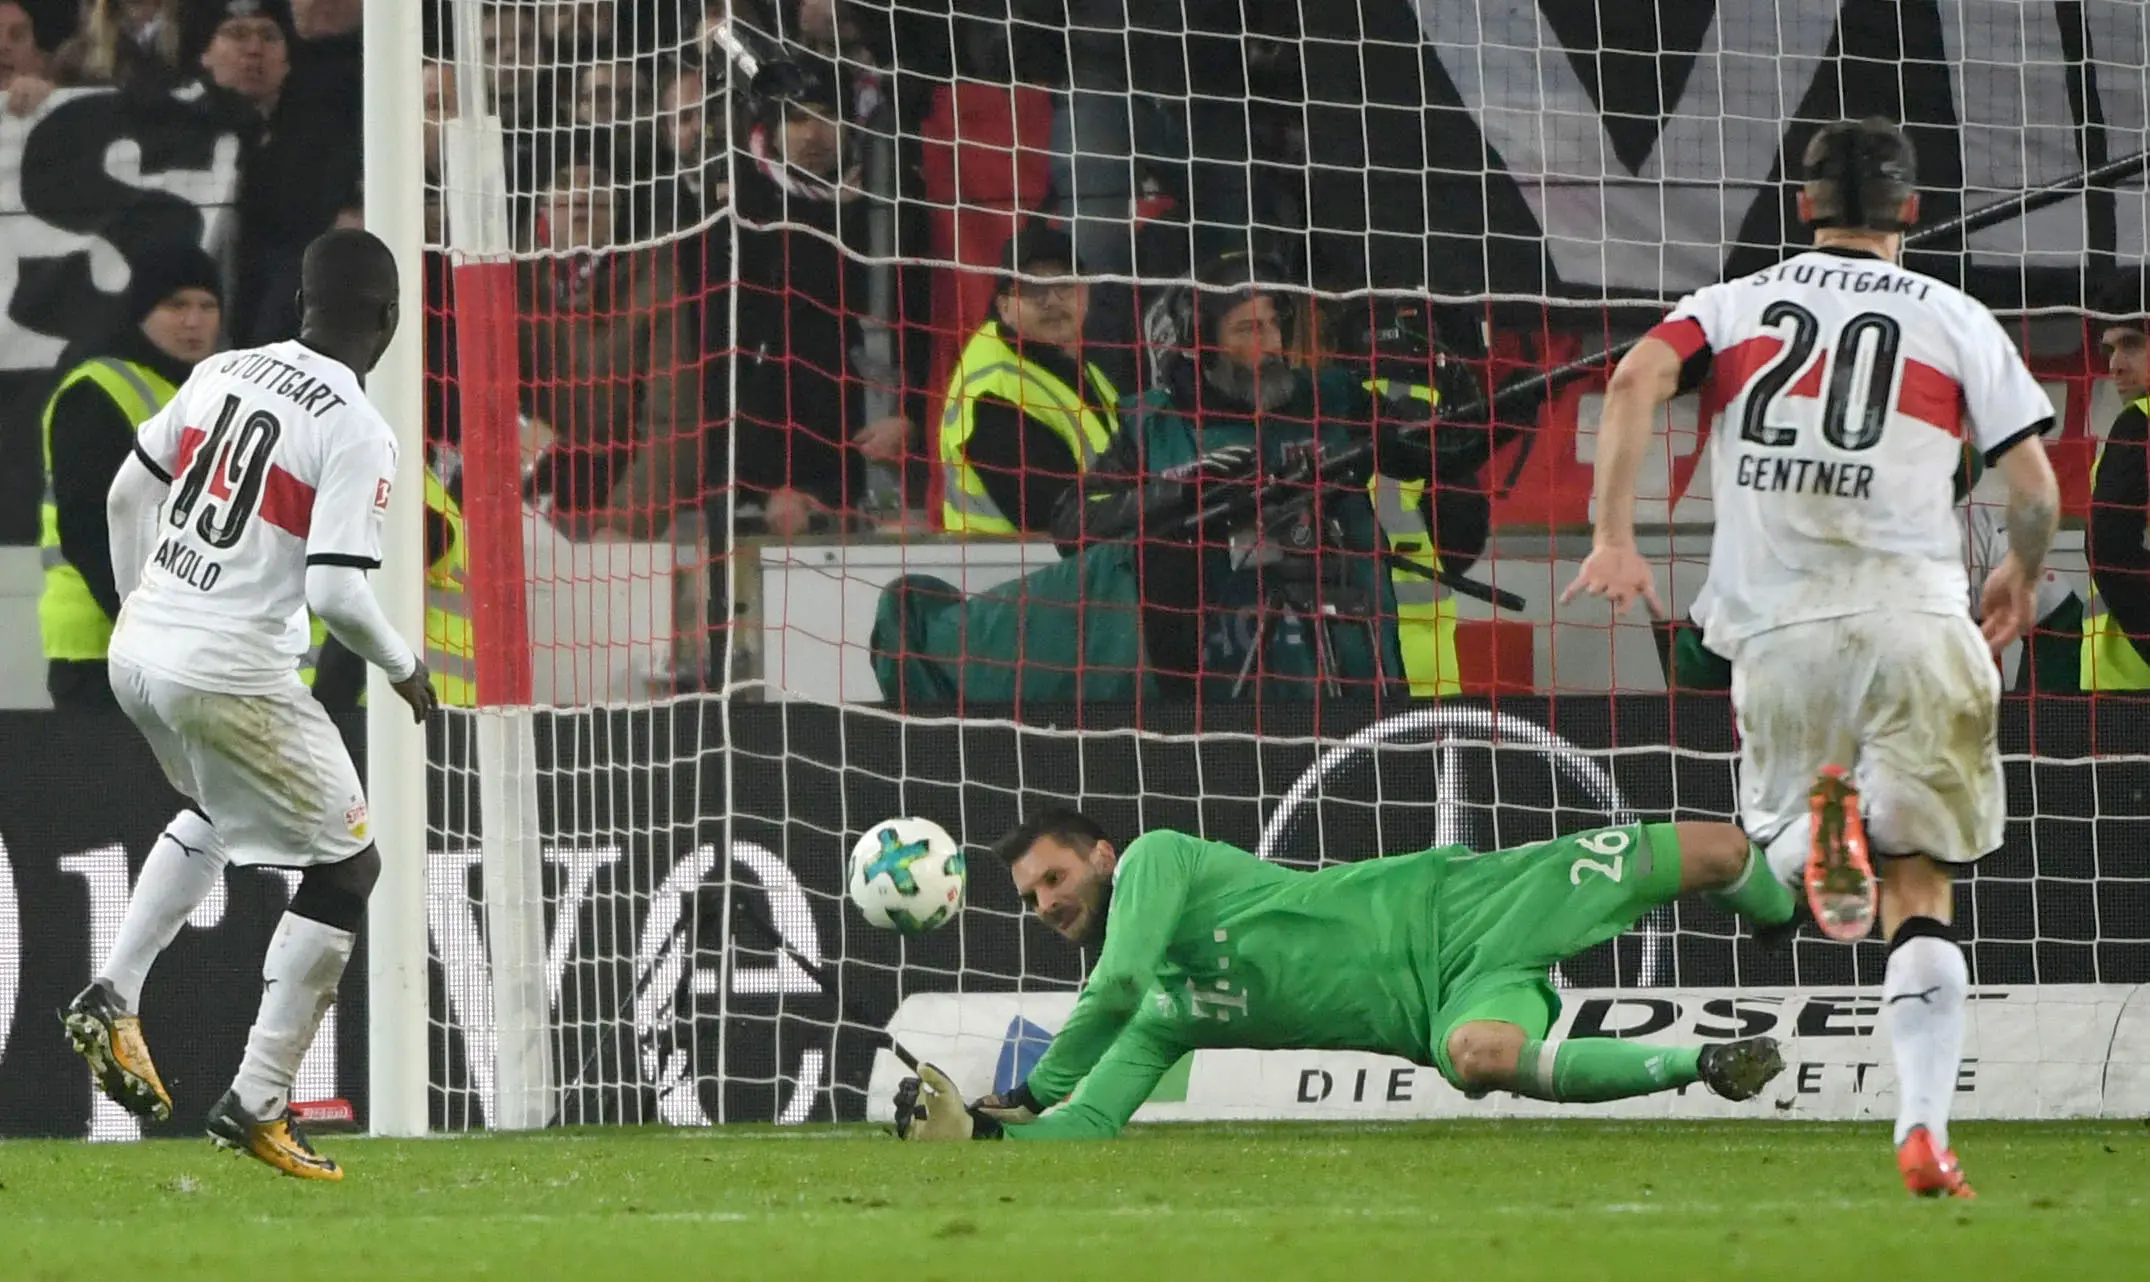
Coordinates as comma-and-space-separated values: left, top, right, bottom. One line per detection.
1363, 379, 1461, 697
940, 324, 1121, 534
421, 472, 475, 707
39, 357, 178, 661
302, 470, 475, 707
2081, 395, 2150, 690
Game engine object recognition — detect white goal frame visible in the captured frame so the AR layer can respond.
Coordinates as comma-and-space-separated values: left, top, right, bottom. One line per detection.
361, 0, 430, 1138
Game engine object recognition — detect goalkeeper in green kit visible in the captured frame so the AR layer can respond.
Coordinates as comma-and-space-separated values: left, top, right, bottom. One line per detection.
892, 809, 1795, 1141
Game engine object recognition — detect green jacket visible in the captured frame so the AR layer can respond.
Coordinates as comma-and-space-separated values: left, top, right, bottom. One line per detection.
870, 543, 1155, 705
1053, 366, 1405, 700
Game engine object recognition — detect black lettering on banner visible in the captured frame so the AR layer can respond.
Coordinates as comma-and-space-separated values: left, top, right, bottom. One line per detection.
0, 91, 243, 544
167, 394, 283, 550
1386, 1068, 1413, 1103
1958, 1061, 1977, 1093
1694, 997, 1780, 1040
5, 91, 236, 360
1569, 997, 1678, 1039
1352, 1068, 1368, 1103
1297, 1069, 1332, 1103
1795, 998, 1879, 1038
1854, 1062, 1877, 1092
1797, 1063, 1824, 1094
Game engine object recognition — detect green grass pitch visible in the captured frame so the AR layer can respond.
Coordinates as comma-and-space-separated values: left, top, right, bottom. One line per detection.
3, 1120, 2144, 1280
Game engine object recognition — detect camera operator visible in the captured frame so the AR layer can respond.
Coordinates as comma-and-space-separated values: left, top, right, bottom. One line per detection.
1050, 252, 1489, 703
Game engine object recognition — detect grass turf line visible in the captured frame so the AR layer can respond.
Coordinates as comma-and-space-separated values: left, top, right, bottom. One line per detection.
1, 1120, 2143, 1281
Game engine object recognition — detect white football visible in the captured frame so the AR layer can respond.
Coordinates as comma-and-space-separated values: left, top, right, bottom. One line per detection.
847, 817, 967, 934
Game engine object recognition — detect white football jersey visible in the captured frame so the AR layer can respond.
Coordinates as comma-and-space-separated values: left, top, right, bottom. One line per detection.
1654, 247, 2054, 658
110, 340, 397, 694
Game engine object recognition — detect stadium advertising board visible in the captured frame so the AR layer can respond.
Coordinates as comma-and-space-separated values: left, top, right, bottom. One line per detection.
0, 697, 2144, 1136
862, 986, 2150, 1125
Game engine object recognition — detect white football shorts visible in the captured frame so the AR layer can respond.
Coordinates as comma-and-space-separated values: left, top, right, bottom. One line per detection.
111, 658, 372, 868
1732, 611, 2004, 865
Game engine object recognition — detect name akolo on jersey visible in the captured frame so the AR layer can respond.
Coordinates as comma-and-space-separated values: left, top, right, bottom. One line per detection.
109, 339, 399, 696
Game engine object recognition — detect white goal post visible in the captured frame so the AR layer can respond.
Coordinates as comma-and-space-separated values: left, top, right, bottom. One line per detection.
361, 0, 431, 1139
366, 0, 558, 1136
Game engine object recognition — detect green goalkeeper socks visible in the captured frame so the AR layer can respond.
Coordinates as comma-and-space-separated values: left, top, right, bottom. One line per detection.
1710, 844, 1796, 928
1513, 1038, 1702, 1103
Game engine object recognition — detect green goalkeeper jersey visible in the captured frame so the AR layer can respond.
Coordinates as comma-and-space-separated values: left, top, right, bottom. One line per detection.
1011, 830, 1451, 1141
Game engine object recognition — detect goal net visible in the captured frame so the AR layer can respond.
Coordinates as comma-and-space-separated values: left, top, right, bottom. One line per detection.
412, 0, 2150, 1131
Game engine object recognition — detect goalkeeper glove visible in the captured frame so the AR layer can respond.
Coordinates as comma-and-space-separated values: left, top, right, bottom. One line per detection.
892, 1064, 1003, 1141
970, 1081, 1041, 1126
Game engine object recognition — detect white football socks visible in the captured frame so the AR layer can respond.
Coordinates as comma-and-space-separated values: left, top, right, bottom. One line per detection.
100, 809, 228, 1013
1883, 930, 1969, 1149
1763, 820, 1810, 888
231, 912, 356, 1119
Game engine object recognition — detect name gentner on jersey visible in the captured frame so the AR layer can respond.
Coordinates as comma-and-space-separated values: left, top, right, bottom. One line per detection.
1726, 260, 1934, 499
1647, 246, 2053, 660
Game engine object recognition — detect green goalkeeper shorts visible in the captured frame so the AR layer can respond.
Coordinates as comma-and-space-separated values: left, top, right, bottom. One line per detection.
1426, 822, 1685, 1087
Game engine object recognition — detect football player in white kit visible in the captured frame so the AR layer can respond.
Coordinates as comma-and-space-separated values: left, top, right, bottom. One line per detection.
1566, 119, 2062, 1199
60, 229, 438, 1180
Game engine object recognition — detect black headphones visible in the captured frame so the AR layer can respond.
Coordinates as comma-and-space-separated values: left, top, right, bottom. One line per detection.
1142, 251, 1297, 386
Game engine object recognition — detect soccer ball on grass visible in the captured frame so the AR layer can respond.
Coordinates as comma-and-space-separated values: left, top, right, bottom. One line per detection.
847, 818, 966, 933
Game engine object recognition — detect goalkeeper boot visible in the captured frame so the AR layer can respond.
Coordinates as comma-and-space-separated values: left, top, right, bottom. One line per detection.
60, 980, 173, 1123
206, 1091, 344, 1182
1897, 1126, 1976, 1200
1807, 766, 1878, 942
1696, 1036, 1784, 1102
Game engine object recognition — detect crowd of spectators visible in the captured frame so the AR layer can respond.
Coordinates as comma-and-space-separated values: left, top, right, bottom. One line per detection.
6, 0, 1503, 702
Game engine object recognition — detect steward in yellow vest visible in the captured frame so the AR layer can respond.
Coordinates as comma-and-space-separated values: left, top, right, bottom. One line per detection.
2082, 388, 2150, 691
941, 223, 1123, 538
304, 468, 475, 708
38, 248, 223, 709
1345, 297, 1496, 697
1363, 380, 1462, 697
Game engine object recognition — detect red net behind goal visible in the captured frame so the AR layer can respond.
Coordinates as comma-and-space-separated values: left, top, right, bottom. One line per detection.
419, 2, 2132, 717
